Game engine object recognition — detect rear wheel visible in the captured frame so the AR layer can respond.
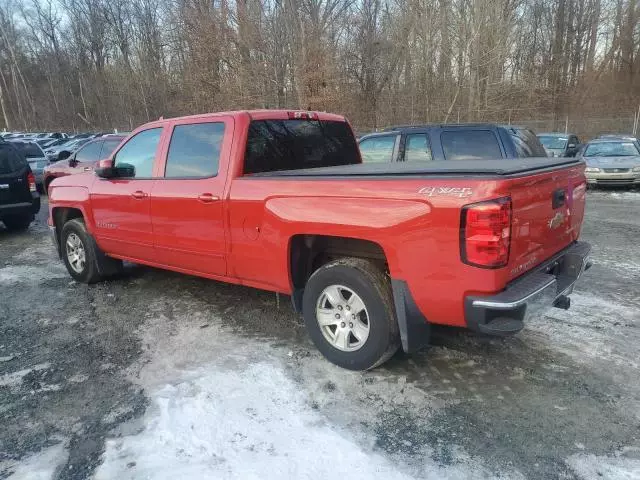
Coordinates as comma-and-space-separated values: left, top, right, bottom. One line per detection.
302, 257, 400, 370
2, 214, 33, 232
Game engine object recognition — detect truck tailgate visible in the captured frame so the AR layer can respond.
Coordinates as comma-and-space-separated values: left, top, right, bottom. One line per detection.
506, 164, 586, 280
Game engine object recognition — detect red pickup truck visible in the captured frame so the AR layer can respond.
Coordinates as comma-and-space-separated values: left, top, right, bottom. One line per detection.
48, 110, 591, 370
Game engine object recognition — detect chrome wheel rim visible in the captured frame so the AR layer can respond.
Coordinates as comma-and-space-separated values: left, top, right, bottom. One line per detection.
66, 233, 86, 273
316, 285, 370, 352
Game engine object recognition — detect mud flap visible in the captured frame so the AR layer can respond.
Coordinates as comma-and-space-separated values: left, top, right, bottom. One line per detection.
391, 279, 431, 353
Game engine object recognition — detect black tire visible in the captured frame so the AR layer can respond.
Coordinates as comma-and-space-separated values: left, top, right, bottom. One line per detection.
302, 257, 400, 370
2, 214, 33, 232
60, 218, 102, 283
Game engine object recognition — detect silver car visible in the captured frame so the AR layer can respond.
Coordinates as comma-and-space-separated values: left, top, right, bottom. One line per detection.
581, 139, 640, 187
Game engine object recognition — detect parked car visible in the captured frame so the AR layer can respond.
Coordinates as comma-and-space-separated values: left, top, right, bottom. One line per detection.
537, 132, 581, 157
357, 124, 548, 163
44, 138, 90, 162
0, 141, 40, 231
48, 110, 590, 370
580, 139, 640, 187
7, 141, 49, 190
44, 135, 125, 192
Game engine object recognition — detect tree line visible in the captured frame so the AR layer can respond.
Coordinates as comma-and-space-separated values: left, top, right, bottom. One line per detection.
0, 0, 639, 134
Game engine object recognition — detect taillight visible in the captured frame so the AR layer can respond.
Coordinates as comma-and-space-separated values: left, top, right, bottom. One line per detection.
287, 111, 319, 120
460, 197, 512, 268
27, 172, 37, 192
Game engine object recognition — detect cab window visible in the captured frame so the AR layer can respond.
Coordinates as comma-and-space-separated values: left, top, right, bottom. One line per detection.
358, 135, 396, 163
113, 128, 162, 178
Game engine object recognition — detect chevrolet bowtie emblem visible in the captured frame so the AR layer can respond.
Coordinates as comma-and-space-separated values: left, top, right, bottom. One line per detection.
548, 211, 565, 229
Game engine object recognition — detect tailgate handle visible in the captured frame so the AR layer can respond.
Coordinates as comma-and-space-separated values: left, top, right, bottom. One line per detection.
552, 189, 566, 209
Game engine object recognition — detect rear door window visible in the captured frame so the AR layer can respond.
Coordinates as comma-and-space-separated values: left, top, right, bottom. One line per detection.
404, 134, 433, 162
75, 141, 103, 163
165, 122, 225, 178
441, 130, 502, 160
358, 135, 397, 163
244, 120, 359, 174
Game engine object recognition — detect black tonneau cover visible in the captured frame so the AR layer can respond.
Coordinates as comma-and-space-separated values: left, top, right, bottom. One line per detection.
251, 157, 583, 177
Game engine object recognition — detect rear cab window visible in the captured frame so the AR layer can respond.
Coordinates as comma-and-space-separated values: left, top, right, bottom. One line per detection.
244, 119, 360, 174
441, 130, 502, 160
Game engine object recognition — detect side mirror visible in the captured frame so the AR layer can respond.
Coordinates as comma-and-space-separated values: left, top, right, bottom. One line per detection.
95, 159, 135, 179
68, 156, 78, 167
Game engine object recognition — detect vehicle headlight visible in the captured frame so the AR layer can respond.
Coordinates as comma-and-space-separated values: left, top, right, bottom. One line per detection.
633, 166, 640, 172
585, 167, 601, 173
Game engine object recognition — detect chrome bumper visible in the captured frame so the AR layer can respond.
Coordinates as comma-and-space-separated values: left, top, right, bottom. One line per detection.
464, 241, 592, 335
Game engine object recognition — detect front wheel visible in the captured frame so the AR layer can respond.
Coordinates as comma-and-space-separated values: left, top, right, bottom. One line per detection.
60, 218, 102, 283
302, 258, 400, 370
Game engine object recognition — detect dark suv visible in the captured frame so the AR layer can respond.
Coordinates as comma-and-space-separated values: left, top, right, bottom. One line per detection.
0, 141, 41, 231
358, 124, 548, 163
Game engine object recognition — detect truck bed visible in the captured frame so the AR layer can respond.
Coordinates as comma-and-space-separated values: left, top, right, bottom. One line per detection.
252, 157, 583, 177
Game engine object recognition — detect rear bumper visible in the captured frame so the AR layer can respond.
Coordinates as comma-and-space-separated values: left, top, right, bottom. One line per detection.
0, 193, 40, 218
464, 241, 591, 335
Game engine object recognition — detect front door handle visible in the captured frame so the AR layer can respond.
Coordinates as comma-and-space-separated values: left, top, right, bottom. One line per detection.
131, 190, 147, 199
83, 166, 92, 172
197, 193, 220, 203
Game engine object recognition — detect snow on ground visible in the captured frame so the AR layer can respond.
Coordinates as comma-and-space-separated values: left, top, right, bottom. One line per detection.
0, 264, 67, 284
567, 449, 640, 479
1, 440, 68, 480
525, 292, 639, 369
94, 298, 523, 480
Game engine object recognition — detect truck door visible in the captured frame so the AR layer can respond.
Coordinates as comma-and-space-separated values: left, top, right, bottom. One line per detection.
91, 127, 163, 261
150, 117, 233, 276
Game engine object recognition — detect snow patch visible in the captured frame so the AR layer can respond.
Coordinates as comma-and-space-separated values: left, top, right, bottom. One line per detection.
567, 450, 640, 479
1, 441, 68, 480
0, 363, 51, 389
0, 264, 66, 284
95, 361, 500, 480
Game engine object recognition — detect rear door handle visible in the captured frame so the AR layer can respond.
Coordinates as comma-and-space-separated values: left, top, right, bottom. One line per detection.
131, 190, 147, 199
198, 193, 220, 203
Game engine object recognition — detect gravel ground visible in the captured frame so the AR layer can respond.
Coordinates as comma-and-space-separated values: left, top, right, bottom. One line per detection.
1, 190, 639, 479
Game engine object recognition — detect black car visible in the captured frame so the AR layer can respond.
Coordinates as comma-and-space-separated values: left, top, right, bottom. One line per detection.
0, 141, 41, 231
357, 124, 548, 163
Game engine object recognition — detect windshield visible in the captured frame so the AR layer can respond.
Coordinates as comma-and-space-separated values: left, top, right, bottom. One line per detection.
12, 142, 44, 158
538, 136, 568, 150
583, 142, 639, 157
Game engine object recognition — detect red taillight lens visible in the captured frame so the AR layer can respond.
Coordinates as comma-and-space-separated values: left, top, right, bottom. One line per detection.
27, 172, 37, 192
461, 197, 512, 268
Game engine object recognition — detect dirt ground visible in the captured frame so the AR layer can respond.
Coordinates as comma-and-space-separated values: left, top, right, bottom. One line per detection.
1, 190, 639, 480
